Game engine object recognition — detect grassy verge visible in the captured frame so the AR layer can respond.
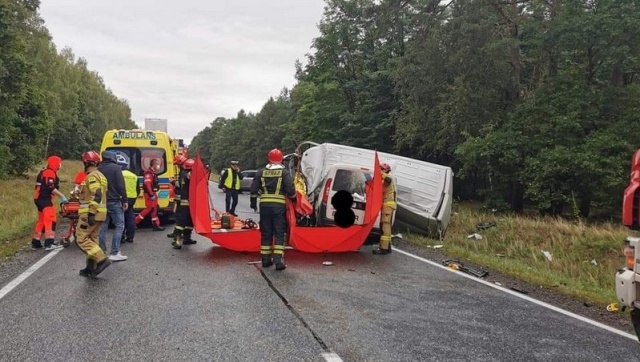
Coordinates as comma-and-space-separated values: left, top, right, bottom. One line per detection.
0, 160, 84, 260
407, 201, 628, 307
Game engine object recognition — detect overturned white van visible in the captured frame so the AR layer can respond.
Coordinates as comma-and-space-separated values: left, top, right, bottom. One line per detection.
286, 142, 454, 240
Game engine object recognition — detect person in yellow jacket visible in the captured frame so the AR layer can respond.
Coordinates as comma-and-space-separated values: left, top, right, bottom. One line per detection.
76, 150, 112, 277
218, 160, 244, 216
117, 156, 138, 243
373, 162, 396, 255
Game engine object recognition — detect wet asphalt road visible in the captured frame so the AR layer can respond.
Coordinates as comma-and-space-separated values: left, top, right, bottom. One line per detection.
0, 187, 639, 361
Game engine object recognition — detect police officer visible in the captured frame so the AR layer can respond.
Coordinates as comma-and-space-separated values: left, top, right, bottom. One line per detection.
373, 162, 396, 255
250, 149, 296, 270
172, 159, 196, 249
218, 160, 243, 216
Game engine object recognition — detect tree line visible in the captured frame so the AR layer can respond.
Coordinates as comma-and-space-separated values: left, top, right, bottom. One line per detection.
189, 0, 640, 219
0, 0, 135, 178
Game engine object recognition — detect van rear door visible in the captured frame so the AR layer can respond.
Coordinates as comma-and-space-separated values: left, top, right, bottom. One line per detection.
318, 166, 370, 226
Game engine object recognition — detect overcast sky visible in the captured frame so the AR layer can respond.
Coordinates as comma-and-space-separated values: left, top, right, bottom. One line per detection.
39, 0, 326, 144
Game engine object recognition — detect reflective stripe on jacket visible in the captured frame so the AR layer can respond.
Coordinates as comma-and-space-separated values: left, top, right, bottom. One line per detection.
382, 172, 397, 209
79, 168, 108, 221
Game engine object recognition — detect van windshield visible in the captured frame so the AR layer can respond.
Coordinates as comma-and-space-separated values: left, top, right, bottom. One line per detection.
331, 169, 369, 196
106, 147, 167, 176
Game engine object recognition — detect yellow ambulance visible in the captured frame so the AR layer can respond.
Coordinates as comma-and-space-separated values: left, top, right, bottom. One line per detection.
100, 129, 180, 220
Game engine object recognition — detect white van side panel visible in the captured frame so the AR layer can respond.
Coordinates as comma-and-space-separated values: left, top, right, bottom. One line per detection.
300, 143, 453, 237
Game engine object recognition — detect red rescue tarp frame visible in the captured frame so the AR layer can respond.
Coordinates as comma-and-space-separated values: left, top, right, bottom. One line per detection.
189, 152, 383, 253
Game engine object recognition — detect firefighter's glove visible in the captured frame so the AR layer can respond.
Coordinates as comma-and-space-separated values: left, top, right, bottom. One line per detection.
60, 195, 69, 204
87, 213, 96, 226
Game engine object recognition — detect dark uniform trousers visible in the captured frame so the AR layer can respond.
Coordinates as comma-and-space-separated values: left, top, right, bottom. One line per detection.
172, 169, 194, 249
251, 166, 295, 269
259, 205, 286, 263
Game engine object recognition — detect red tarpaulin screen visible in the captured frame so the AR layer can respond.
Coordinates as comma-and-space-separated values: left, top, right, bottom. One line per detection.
286, 151, 383, 253
190, 155, 261, 252
190, 152, 383, 254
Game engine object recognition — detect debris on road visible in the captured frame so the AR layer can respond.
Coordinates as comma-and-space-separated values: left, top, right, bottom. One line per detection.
467, 233, 483, 240
322, 261, 333, 266
348, 268, 356, 272
247, 261, 262, 265
590, 259, 598, 266
442, 259, 488, 278
476, 221, 496, 231
542, 250, 553, 261
607, 303, 620, 313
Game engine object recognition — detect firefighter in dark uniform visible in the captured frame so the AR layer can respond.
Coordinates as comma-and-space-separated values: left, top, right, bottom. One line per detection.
250, 148, 296, 270
167, 155, 187, 239
172, 159, 196, 249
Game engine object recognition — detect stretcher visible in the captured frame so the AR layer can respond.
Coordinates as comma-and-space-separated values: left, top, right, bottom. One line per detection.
59, 199, 80, 247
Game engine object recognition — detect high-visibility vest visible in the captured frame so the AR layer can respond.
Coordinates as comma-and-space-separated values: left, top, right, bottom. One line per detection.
223, 168, 241, 190
258, 168, 286, 204
122, 170, 138, 199
79, 168, 108, 221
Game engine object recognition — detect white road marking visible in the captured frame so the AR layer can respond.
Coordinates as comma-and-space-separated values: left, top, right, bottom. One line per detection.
0, 248, 62, 301
393, 247, 639, 341
321, 352, 344, 362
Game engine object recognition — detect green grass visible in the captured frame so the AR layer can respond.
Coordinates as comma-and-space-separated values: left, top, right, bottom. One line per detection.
0, 160, 83, 259
406, 201, 629, 307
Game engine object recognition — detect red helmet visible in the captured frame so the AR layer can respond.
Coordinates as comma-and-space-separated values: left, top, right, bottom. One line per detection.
380, 163, 391, 172
82, 150, 101, 165
183, 159, 195, 170
47, 155, 62, 171
174, 155, 187, 166
268, 148, 284, 164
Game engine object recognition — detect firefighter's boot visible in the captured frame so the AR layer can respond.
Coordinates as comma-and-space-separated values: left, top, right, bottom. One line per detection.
172, 235, 182, 249
274, 256, 286, 271
372, 247, 392, 255
261, 255, 273, 268
79, 258, 97, 277
90, 258, 112, 277
183, 229, 196, 245
167, 228, 177, 238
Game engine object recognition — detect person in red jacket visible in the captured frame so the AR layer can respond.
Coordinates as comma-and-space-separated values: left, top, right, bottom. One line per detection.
134, 158, 165, 231
32, 155, 68, 251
